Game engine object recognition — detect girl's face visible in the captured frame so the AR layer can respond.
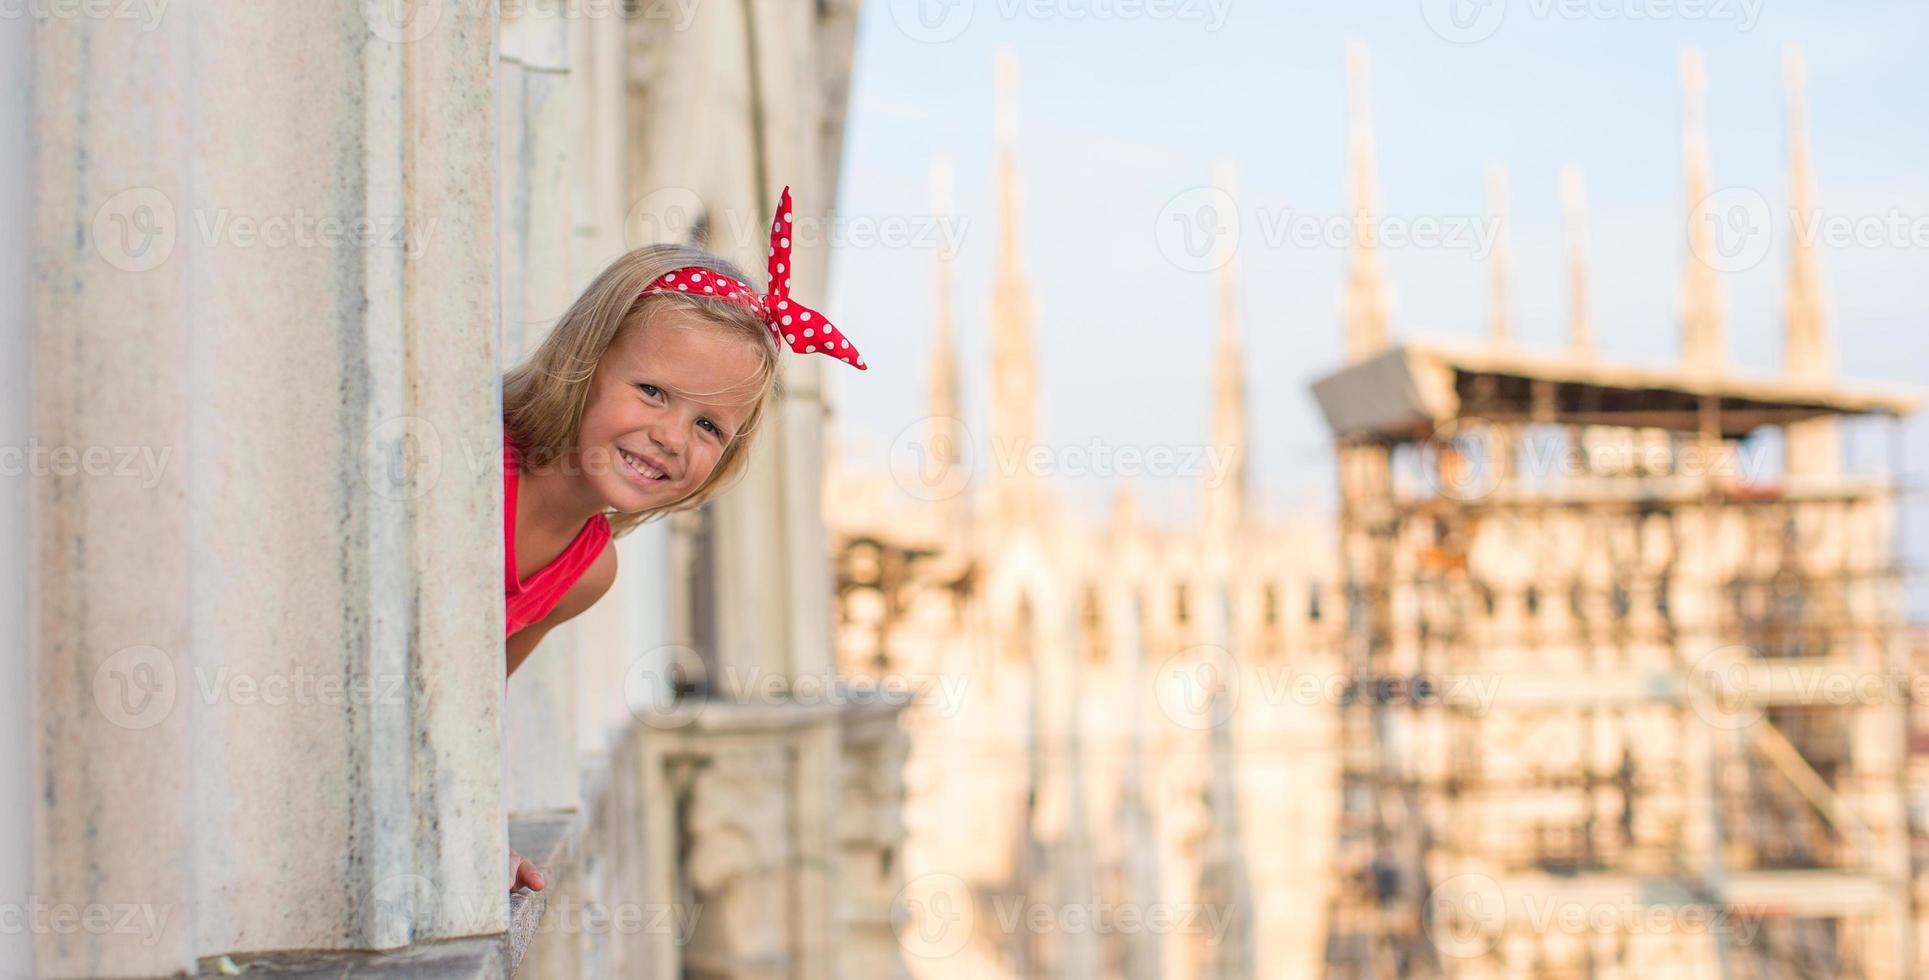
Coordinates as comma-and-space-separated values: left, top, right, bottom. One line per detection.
574, 309, 766, 513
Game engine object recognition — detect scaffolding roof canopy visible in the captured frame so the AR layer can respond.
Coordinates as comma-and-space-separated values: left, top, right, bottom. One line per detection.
1310, 339, 1922, 442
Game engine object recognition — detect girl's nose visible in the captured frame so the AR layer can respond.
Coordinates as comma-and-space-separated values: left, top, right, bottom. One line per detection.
652, 419, 687, 457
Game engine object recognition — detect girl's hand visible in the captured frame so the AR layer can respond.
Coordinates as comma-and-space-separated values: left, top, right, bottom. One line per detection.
509, 847, 546, 893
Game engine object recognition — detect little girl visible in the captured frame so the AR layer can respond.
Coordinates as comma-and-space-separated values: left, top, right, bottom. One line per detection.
497, 188, 864, 891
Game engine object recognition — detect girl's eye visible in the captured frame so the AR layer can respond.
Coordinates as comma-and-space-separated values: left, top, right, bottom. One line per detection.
697, 418, 720, 437
637, 383, 662, 399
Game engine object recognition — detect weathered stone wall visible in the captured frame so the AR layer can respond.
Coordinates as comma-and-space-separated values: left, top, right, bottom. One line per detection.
1, 13, 33, 980
17, 2, 894, 977
28, 4, 505, 974
498, 2, 902, 979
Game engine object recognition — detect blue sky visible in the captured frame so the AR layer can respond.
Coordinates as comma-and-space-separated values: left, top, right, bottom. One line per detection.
824, 0, 1929, 612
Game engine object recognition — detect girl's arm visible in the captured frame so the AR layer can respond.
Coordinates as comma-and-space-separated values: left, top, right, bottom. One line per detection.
503, 543, 615, 892
506, 545, 617, 677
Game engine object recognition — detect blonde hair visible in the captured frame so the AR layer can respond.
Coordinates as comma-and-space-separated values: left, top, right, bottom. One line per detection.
503, 244, 781, 537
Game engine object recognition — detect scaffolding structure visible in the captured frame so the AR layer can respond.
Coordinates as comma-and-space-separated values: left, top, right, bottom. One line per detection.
1313, 340, 1922, 978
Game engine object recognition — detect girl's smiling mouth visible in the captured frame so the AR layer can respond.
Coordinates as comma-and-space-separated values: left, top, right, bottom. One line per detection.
618, 447, 672, 484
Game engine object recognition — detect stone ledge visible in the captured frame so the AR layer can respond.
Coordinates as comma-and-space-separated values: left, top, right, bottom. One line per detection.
643, 685, 917, 736
505, 812, 579, 975
196, 936, 510, 980
191, 814, 582, 979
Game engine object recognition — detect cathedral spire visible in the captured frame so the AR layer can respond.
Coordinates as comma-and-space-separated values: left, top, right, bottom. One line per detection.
929, 157, 960, 425
1562, 166, 1593, 354
1782, 44, 1839, 476
1783, 45, 1831, 382
1343, 43, 1390, 363
1206, 163, 1247, 537
1487, 163, 1513, 347
927, 156, 971, 527
989, 48, 1041, 525
1680, 47, 1724, 372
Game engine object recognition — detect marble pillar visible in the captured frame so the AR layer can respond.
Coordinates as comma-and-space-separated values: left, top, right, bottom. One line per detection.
30, 3, 504, 972
1, 12, 32, 980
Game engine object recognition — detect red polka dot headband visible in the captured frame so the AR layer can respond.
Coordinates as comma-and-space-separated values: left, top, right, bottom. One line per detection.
641, 186, 866, 371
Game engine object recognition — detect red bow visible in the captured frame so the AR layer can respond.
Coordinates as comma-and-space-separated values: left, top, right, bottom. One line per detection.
642, 186, 866, 371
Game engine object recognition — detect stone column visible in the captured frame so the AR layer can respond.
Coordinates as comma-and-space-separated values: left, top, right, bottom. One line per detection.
499, 3, 583, 819
562, 11, 683, 761
0, 13, 32, 980
30, 3, 504, 973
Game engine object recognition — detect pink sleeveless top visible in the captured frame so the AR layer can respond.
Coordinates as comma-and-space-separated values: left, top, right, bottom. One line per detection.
504, 434, 612, 636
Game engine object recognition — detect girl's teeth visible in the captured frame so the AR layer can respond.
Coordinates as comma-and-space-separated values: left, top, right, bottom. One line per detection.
624, 450, 664, 481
